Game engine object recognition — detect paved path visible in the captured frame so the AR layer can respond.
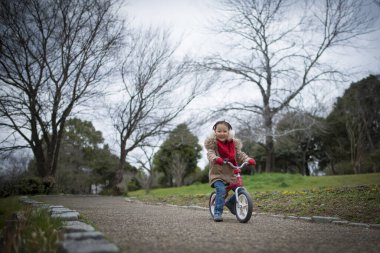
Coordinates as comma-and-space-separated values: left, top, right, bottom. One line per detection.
36, 195, 380, 253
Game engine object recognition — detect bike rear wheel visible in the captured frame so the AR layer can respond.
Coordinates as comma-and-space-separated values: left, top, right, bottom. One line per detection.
209, 191, 216, 218
235, 190, 253, 223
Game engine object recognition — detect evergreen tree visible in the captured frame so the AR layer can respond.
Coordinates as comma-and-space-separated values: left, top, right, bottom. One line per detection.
324, 75, 380, 173
275, 112, 327, 175
153, 124, 202, 187
28, 118, 119, 193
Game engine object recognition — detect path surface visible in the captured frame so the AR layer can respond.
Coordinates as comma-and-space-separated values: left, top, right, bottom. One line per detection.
36, 195, 380, 253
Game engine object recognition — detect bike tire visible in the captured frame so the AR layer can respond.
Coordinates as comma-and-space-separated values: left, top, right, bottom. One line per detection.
235, 190, 253, 223
209, 191, 216, 218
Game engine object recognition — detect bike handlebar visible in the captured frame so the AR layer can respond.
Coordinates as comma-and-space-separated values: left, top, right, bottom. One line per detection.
224, 160, 249, 169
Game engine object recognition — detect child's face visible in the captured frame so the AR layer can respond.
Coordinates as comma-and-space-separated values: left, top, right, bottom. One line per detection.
214, 123, 229, 142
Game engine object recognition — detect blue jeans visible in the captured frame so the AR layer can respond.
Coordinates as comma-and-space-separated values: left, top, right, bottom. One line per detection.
213, 180, 236, 217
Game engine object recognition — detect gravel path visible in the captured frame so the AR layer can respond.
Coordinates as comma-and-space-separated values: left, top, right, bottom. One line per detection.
36, 195, 380, 253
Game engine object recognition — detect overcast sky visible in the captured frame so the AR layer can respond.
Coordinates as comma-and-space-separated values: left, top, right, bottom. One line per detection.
119, 1, 380, 122
123, 0, 380, 71
123, 0, 219, 56
120, 0, 380, 115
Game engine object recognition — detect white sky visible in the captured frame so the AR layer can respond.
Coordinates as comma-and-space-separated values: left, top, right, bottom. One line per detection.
122, 0, 219, 57
120, 0, 380, 113
123, 0, 380, 69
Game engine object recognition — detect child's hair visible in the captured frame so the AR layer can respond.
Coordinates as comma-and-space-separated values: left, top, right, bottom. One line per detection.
212, 120, 233, 131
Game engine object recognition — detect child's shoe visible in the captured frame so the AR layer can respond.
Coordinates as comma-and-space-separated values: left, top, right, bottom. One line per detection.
213, 214, 223, 222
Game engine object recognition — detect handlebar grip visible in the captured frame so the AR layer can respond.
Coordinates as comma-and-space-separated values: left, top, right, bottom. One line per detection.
241, 162, 249, 167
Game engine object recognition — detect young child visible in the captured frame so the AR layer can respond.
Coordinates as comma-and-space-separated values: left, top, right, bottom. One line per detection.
204, 120, 256, 222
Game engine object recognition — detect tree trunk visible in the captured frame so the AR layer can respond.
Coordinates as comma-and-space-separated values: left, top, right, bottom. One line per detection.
32, 143, 46, 178
265, 136, 275, 172
145, 174, 153, 194
46, 140, 58, 177
115, 140, 127, 185
301, 151, 306, 176
264, 109, 275, 172
330, 162, 337, 175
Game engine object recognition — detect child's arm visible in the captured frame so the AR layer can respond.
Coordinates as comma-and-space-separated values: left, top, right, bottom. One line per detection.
234, 139, 255, 164
204, 137, 219, 162
236, 149, 251, 164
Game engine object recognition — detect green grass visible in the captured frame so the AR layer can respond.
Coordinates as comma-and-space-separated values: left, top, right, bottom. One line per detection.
245, 172, 380, 191
0, 197, 63, 253
254, 185, 380, 224
129, 173, 380, 197
0, 196, 22, 230
129, 173, 380, 224
19, 207, 63, 253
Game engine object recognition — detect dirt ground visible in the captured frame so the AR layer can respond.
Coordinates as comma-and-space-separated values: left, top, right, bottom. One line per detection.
35, 195, 380, 253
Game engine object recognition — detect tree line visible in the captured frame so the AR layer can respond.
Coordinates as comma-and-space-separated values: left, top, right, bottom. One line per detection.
1, 75, 379, 196
0, 120, 205, 195
238, 75, 380, 176
0, 0, 379, 195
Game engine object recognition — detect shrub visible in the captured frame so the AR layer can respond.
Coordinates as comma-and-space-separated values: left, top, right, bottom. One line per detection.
324, 161, 353, 175
16, 176, 45, 195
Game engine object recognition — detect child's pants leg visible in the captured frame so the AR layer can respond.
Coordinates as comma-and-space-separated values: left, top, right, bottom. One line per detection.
214, 180, 226, 216
226, 193, 236, 206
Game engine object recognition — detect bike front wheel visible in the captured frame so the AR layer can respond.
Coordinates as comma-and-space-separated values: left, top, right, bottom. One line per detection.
235, 190, 253, 223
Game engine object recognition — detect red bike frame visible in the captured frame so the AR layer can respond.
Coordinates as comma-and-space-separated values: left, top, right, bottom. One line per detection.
224, 160, 248, 200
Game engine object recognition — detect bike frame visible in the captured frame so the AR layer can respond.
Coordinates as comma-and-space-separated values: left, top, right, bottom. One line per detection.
224, 161, 249, 201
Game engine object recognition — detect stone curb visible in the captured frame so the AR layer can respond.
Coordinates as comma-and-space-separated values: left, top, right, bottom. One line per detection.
19, 196, 120, 253
62, 221, 96, 233
124, 197, 380, 230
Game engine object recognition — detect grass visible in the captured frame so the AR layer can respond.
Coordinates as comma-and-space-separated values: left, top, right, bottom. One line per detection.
0, 197, 63, 253
254, 185, 380, 224
128, 173, 380, 224
0, 196, 22, 230
18, 207, 63, 253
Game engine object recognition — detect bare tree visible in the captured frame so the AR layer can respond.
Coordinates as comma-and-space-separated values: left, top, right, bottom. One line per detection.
344, 98, 373, 174
132, 145, 159, 194
170, 153, 187, 187
346, 118, 366, 174
0, 152, 30, 196
0, 0, 123, 181
110, 28, 204, 192
200, 0, 378, 172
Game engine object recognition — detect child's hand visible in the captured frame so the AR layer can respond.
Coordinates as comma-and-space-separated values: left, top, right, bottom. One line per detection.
215, 157, 224, 165
248, 159, 256, 166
